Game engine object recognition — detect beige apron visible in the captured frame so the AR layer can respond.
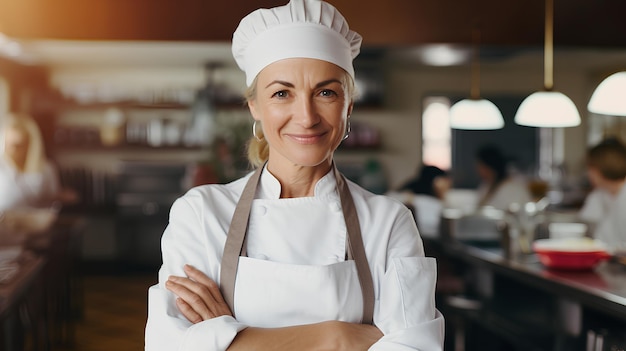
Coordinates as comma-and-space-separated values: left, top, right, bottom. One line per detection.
220, 165, 375, 326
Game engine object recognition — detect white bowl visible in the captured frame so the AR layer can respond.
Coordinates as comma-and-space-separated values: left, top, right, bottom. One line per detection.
548, 222, 587, 239
534, 237, 607, 252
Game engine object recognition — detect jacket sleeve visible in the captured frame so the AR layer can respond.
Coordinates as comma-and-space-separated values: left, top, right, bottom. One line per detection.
369, 209, 445, 351
146, 286, 247, 351
145, 195, 248, 351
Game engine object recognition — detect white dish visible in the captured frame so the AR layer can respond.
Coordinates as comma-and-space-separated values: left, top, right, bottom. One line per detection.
533, 237, 607, 253
548, 222, 587, 239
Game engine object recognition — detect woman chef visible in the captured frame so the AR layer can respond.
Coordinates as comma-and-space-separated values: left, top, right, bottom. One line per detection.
145, 1, 444, 350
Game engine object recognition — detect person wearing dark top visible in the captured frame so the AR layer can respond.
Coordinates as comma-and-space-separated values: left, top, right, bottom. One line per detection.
399, 165, 449, 199
475, 144, 531, 210
388, 165, 451, 236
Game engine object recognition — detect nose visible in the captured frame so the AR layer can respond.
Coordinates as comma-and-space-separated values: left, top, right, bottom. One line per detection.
293, 96, 320, 128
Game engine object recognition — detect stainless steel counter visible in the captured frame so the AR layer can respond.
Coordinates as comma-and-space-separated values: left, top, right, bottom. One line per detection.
423, 235, 626, 350
431, 238, 626, 321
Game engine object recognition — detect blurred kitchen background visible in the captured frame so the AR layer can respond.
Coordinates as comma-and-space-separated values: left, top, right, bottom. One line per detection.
1, 0, 625, 350
1, 0, 624, 268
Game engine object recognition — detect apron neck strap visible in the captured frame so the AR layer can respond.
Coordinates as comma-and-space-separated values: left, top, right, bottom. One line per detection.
332, 165, 375, 324
220, 163, 375, 324
220, 165, 263, 316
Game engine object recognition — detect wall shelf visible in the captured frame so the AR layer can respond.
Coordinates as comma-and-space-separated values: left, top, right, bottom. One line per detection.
53, 144, 207, 152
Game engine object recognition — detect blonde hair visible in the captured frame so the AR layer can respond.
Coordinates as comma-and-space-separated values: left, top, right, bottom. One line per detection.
244, 71, 357, 168
1, 113, 46, 173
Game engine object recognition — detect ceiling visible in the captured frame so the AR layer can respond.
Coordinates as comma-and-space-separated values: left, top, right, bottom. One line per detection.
2, 0, 625, 104
1, 0, 626, 48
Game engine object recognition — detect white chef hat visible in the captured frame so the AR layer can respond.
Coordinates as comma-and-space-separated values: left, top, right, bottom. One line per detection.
232, 0, 362, 86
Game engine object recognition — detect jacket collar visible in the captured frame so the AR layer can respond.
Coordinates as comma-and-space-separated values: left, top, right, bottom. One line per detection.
257, 165, 337, 200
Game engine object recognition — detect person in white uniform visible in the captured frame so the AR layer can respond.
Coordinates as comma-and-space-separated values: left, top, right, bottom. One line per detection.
578, 138, 626, 251
145, 1, 445, 350
474, 144, 532, 211
387, 165, 451, 237
0, 113, 65, 212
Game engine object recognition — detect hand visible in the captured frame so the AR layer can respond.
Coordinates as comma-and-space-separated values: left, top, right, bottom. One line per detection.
165, 264, 232, 324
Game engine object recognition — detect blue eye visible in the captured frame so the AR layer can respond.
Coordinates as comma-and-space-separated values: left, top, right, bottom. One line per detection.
272, 90, 288, 98
320, 89, 337, 97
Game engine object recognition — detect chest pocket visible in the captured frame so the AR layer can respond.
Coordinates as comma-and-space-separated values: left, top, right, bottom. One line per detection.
233, 257, 363, 328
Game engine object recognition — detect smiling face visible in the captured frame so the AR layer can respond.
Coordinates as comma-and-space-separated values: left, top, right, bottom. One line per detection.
248, 58, 353, 173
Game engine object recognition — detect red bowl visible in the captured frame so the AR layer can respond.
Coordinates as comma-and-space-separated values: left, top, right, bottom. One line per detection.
533, 238, 611, 270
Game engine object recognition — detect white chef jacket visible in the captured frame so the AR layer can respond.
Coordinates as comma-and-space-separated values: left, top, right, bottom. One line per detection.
476, 176, 532, 211
0, 158, 60, 212
385, 191, 443, 237
579, 188, 613, 224
145, 167, 444, 351
580, 183, 626, 251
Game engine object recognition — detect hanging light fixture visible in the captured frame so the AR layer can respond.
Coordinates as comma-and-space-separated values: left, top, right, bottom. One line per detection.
588, 71, 626, 116
450, 28, 504, 130
514, 0, 581, 128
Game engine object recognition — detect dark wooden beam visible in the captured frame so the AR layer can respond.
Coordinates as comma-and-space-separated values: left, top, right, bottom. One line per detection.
0, 0, 625, 48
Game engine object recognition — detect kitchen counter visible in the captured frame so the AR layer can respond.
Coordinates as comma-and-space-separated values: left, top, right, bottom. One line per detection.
427, 237, 626, 320
423, 235, 626, 350
0, 214, 85, 349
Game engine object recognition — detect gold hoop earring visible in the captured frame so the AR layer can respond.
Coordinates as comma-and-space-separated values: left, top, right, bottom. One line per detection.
252, 120, 263, 141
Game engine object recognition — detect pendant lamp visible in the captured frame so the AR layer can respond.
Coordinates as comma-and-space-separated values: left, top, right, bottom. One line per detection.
450, 28, 504, 130
514, 0, 581, 128
588, 71, 626, 116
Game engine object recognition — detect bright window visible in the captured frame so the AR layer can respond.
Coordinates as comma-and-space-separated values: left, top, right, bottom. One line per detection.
0, 77, 8, 115
421, 96, 451, 170
0, 77, 7, 155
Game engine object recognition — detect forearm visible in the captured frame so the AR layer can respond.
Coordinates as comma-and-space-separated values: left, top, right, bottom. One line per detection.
228, 323, 330, 351
227, 321, 381, 351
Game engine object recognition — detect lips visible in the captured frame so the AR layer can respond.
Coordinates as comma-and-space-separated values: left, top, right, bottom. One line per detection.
286, 132, 327, 144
